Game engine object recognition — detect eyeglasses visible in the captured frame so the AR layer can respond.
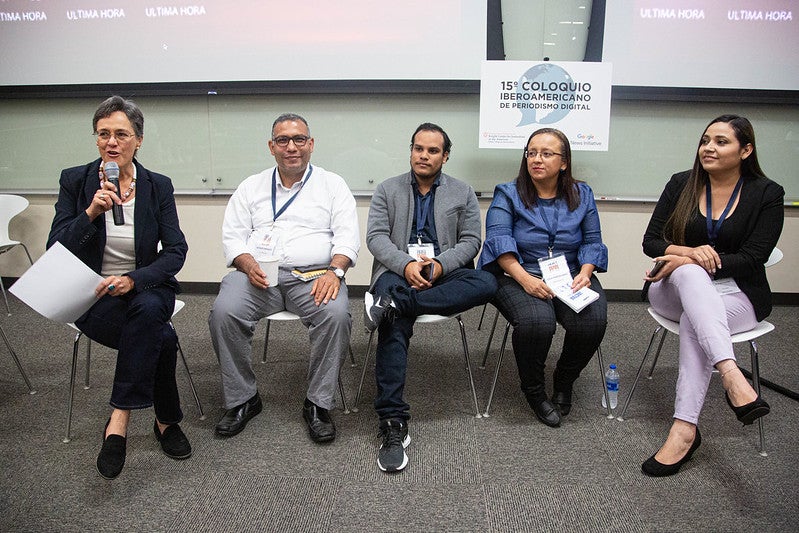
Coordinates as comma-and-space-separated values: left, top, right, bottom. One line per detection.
272, 135, 310, 147
524, 150, 563, 160
94, 130, 137, 142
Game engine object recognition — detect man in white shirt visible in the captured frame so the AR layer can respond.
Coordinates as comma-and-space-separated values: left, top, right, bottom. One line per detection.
209, 113, 359, 443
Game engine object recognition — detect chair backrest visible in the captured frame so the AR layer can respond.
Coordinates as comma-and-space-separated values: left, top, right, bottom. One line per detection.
0, 194, 30, 244
765, 247, 783, 268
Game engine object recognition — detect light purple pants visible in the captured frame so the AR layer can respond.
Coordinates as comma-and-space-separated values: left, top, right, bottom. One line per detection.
648, 264, 758, 424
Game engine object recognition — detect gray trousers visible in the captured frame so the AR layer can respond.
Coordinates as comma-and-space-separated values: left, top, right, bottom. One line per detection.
209, 268, 351, 410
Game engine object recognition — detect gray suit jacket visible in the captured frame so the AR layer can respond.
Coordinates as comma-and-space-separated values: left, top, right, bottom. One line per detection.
366, 171, 482, 288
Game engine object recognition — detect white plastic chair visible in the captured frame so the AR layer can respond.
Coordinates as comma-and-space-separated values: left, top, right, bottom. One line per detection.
63, 299, 205, 443
261, 310, 351, 413
353, 294, 482, 418
617, 247, 783, 456
0, 194, 34, 315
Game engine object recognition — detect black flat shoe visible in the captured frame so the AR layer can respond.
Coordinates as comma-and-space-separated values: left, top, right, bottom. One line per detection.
552, 390, 573, 417
726, 392, 770, 425
215, 392, 263, 437
97, 419, 126, 480
529, 398, 561, 428
642, 427, 701, 477
303, 399, 336, 443
154, 420, 192, 460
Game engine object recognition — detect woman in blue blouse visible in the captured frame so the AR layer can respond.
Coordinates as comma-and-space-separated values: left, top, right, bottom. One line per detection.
479, 128, 608, 427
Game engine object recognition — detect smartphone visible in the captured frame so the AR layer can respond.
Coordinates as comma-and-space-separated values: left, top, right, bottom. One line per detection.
648, 260, 666, 278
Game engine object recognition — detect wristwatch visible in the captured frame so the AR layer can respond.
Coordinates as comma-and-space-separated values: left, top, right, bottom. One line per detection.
327, 266, 345, 279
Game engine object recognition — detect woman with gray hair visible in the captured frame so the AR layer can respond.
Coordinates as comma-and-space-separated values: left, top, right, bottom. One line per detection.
48, 96, 191, 479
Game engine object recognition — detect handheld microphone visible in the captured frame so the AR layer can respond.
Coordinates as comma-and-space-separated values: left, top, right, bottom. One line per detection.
104, 162, 125, 226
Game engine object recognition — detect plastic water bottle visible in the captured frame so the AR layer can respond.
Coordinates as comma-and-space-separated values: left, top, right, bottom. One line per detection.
602, 364, 619, 409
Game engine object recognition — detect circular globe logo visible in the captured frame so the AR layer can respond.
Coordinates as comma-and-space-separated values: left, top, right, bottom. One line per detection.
516, 63, 575, 126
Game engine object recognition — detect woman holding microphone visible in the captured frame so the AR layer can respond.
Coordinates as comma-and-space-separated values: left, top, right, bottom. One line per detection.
48, 96, 191, 479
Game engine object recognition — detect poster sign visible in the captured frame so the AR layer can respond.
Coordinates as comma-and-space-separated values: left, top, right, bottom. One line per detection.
479, 60, 613, 150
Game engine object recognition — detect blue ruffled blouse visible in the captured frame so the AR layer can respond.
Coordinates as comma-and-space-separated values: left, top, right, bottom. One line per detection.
478, 181, 608, 277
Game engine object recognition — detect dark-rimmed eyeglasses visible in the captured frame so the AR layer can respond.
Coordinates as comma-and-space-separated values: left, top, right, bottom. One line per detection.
524, 150, 563, 160
272, 135, 310, 147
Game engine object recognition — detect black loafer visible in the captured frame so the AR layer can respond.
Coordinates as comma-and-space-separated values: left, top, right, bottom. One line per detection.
154, 420, 192, 460
97, 419, 126, 480
530, 398, 561, 427
303, 399, 336, 443
552, 390, 573, 417
215, 392, 263, 437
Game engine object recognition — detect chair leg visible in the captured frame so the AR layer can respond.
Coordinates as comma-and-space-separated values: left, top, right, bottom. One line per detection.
353, 330, 375, 412
338, 374, 349, 414
483, 322, 511, 417
0, 324, 36, 394
64, 331, 82, 443
748, 340, 767, 456
348, 344, 356, 367
617, 325, 665, 421
262, 319, 272, 363
171, 323, 206, 420
596, 345, 613, 419
477, 303, 488, 330
0, 276, 10, 316
83, 338, 92, 389
647, 326, 669, 379
480, 308, 501, 369
456, 316, 482, 418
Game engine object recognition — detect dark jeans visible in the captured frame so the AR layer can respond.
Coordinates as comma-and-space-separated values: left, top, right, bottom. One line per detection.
493, 274, 607, 400
372, 268, 498, 422
75, 285, 183, 424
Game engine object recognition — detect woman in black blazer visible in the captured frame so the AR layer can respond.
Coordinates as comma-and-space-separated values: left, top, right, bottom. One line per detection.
640, 114, 784, 477
48, 96, 190, 479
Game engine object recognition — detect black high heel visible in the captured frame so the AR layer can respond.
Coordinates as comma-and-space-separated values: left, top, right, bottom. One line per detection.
97, 418, 126, 480
725, 392, 770, 425
641, 427, 701, 477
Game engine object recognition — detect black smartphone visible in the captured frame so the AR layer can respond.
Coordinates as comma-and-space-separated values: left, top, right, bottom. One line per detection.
648, 260, 666, 278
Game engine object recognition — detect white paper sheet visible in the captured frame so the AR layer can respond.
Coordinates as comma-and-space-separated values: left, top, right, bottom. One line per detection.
9, 242, 103, 323
538, 254, 599, 313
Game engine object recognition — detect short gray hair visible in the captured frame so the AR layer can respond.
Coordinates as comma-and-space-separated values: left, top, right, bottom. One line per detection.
92, 96, 144, 138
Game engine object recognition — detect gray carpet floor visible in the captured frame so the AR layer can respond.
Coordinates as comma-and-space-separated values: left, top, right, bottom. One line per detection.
0, 293, 797, 532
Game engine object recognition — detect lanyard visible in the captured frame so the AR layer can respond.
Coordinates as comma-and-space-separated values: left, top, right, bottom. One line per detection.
272, 165, 313, 221
705, 177, 743, 246
538, 198, 560, 257
415, 192, 433, 243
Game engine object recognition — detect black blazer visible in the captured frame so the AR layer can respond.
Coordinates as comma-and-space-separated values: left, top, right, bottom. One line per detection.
47, 158, 188, 293
642, 170, 784, 321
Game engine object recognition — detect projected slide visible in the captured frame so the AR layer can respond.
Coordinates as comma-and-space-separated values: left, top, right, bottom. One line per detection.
0, 0, 487, 86
602, 0, 798, 91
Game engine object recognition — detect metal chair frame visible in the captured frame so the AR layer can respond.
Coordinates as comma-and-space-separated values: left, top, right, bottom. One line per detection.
64, 299, 205, 443
1, 323, 36, 394
261, 310, 352, 414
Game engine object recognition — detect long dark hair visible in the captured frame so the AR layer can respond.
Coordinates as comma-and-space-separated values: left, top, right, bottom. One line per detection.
515, 128, 580, 210
663, 114, 766, 245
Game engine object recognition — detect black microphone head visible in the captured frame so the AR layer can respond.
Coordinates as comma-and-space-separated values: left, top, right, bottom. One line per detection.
104, 161, 120, 181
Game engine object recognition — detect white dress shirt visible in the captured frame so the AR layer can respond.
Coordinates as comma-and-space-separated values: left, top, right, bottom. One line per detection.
222, 164, 360, 268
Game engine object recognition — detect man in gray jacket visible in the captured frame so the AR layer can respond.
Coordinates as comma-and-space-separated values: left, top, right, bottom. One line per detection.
364, 123, 497, 473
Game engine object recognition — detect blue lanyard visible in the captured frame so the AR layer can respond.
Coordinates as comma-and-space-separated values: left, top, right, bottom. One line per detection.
705, 177, 743, 247
415, 192, 433, 241
272, 165, 313, 221
538, 199, 560, 257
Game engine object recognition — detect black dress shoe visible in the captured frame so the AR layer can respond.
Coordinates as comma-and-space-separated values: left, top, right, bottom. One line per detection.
154, 420, 192, 460
726, 392, 770, 425
303, 399, 336, 443
552, 390, 573, 417
97, 419, 126, 480
529, 398, 561, 427
215, 392, 263, 437
642, 427, 701, 477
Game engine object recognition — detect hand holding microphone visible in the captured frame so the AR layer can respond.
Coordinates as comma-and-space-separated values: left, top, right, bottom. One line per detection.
104, 161, 125, 226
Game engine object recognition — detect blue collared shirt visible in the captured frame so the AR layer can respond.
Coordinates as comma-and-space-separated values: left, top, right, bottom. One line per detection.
409, 173, 441, 255
478, 181, 608, 276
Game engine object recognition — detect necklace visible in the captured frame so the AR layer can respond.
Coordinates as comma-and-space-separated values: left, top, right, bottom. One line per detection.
120, 178, 136, 199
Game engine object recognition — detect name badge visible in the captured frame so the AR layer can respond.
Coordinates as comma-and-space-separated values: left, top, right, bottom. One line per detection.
408, 243, 435, 260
